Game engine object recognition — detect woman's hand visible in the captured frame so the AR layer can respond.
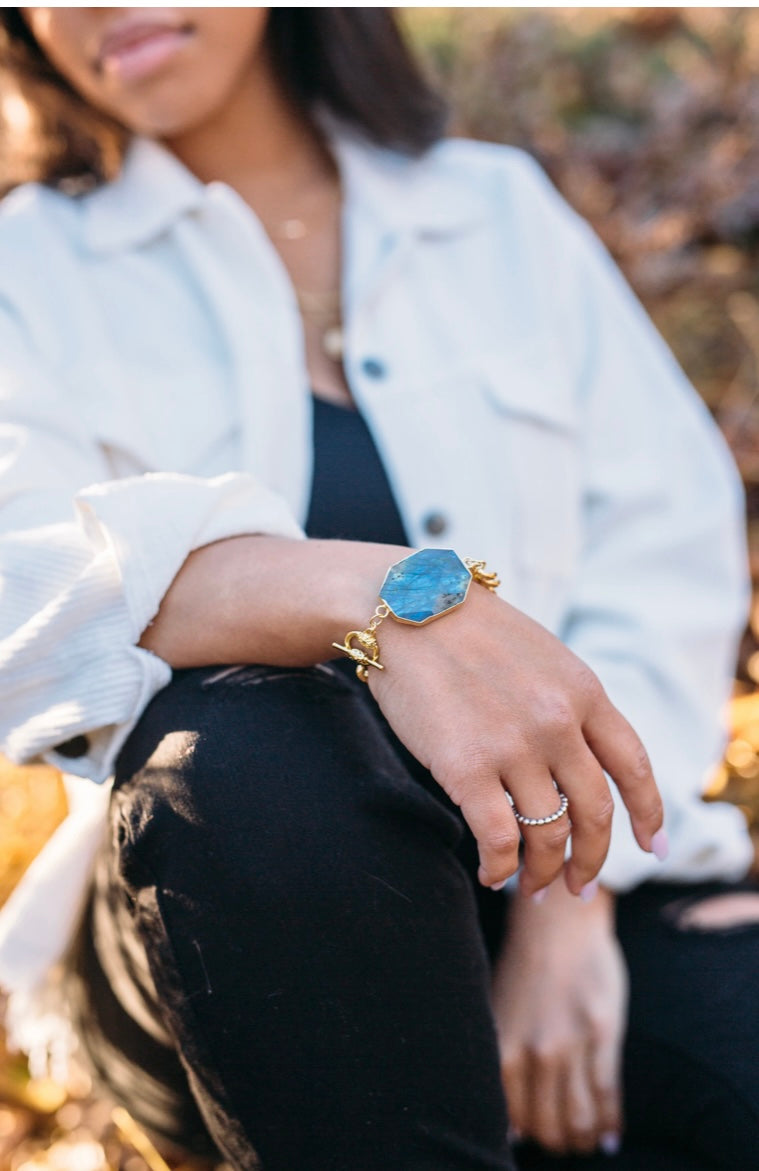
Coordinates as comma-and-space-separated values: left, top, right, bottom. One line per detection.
141, 536, 664, 897
370, 581, 664, 895
492, 881, 628, 1155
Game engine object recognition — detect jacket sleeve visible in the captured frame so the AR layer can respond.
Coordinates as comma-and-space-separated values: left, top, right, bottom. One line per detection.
517, 158, 753, 889
0, 304, 304, 783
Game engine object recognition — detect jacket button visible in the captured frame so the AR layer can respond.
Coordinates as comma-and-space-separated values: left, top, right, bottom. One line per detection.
361, 357, 387, 380
422, 511, 449, 536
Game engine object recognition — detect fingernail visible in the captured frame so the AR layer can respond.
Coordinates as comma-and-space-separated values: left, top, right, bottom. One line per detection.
580, 879, 599, 902
651, 828, 669, 862
507, 1125, 523, 1145
600, 1131, 620, 1155
531, 887, 548, 904
490, 878, 508, 891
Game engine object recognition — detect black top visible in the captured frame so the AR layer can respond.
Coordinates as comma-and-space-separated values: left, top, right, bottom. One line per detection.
305, 396, 409, 547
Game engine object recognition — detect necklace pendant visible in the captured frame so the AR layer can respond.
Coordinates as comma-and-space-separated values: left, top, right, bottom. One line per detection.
322, 324, 344, 362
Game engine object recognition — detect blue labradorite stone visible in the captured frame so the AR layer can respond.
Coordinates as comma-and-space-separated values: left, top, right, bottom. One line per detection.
380, 549, 471, 625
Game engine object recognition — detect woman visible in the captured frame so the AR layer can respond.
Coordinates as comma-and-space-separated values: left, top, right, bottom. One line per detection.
0, 9, 754, 1171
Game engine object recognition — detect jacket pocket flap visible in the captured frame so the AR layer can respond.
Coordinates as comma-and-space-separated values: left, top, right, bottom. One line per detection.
477, 347, 576, 433
69, 361, 230, 474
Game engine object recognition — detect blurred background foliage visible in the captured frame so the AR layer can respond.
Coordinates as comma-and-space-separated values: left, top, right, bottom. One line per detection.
1, 8, 759, 1170
404, 5, 759, 828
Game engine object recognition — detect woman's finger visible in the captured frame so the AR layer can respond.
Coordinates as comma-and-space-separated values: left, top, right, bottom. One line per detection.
454, 777, 522, 888
550, 741, 615, 895
582, 687, 664, 852
506, 773, 572, 899
526, 1047, 568, 1153
564, 1044, 600, 1153
590, 1011, 624, 1153
500, 1045, 528, 1143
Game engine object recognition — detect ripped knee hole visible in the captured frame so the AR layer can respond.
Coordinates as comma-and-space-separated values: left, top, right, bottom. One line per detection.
667, 892, 759, 932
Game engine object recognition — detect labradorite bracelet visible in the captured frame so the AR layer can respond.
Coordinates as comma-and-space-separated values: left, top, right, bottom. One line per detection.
332, 548, 500, 682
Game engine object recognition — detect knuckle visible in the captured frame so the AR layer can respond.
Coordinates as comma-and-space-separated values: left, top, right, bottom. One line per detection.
463, 742, 500, 778
485, 825, 520, 857
545, 697, 577, 738
627, 742, 654, 785
530, 821, 571, 853
528, 1038, 562, 1068
455, 742, 501, 787
498, 732, 532, 771
583, 795, 615, 833
433, 745, 495, 799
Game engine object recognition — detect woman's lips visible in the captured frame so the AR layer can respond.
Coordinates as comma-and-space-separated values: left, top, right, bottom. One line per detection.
98, 22, 193, 83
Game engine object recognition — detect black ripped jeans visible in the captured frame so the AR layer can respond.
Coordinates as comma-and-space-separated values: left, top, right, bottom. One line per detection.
67, 665, 759, 1171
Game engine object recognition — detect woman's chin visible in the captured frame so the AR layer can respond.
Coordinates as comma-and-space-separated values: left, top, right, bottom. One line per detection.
102, 96, 209, 142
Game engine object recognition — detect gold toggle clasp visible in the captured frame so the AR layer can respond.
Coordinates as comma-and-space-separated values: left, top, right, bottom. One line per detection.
331, 628, 384, 683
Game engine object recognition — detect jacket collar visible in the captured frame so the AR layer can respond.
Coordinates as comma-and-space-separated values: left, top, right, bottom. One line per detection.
83, 127, 489, 254
83, 137, 204, 253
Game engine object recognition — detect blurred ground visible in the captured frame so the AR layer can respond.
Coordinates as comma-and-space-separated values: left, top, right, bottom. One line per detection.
1, 7, 759, 1169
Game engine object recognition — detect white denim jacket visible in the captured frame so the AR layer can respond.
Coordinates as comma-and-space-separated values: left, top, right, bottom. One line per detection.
0, 131, 752, 1011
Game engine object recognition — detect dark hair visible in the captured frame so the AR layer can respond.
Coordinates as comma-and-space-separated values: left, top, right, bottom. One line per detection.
0, 9, 447, 192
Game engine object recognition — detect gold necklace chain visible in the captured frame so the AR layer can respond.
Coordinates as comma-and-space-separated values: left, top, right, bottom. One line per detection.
260, 195, 344, 361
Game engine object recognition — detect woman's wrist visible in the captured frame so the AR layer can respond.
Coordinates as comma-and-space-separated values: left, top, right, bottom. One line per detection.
139, 535, 413, 668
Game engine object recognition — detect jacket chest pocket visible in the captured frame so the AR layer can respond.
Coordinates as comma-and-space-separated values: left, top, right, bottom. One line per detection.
466, 350, 582, 579
71, 361, 236, 478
